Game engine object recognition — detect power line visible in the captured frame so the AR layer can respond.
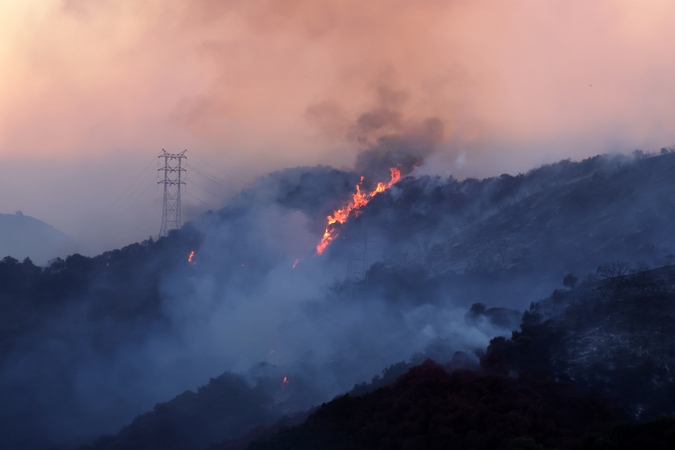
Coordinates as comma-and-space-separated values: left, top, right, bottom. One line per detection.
187, 163, 241, 193
187, 176, 230, 202
97, 174, 159, 244
97, 149, 250, 248
105, 155, 158, 215
185, 191, 217, 210
116, 187, 162, 241
185, 150, 249, 188
116, 177, 158, 217
185, 151, 286, 205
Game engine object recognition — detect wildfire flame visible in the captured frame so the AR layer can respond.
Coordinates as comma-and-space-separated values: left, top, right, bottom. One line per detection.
283, 376, 288, 384
188, 251, 195, 263
292, 258, 301, 269
316, 167, 401, 254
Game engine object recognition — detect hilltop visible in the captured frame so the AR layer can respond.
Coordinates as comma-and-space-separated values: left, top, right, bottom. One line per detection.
0, 211, 83, 265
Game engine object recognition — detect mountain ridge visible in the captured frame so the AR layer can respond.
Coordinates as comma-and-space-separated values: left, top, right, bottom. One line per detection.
0, 211, 83, 265
1, 151, 675, 449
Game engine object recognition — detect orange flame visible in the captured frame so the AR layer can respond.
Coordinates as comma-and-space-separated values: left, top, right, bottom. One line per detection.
188, 251, 195, 263
316, 167, 401, 254
283, 376, 288, 384
292, 258, 301, 269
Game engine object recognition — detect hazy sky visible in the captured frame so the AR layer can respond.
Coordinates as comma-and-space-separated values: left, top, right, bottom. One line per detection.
2, 0, 675, 254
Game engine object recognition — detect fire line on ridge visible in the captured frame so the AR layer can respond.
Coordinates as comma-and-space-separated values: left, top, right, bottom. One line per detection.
316, 167, 401, 254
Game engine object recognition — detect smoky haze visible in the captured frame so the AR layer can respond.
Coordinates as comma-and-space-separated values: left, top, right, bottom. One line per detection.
2, 1, 675, 448
0, 136, 518, 449
2, 1, 675, 252
3, 139, 675, 448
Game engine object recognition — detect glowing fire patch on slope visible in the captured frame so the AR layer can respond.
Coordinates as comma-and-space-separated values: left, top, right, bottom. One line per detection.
316, 167, 401, 254
188, 251, 195, 263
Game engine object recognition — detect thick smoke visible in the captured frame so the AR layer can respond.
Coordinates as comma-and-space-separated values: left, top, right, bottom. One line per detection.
354, 117, 444, 181
158, 151, 495, 390
0, 146, 515, 449
7, 147, 675, 449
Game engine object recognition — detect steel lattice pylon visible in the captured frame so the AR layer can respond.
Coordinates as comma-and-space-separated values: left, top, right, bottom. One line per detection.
158, 149, 187, 238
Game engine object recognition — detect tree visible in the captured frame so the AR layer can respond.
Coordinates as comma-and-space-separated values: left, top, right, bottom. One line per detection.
563, 273, 578, 289
597, 261, 631, 279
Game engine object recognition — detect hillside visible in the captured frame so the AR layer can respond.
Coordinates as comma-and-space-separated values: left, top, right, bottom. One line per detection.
425, 153, 675, 277
1, 152, 675, 448
243, 360, 618, 450
481, 264, 675, 420
81, 372, 281, 450
332, 151, 675, 309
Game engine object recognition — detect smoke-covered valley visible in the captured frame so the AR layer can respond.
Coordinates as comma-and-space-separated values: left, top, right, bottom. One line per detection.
2, 146, 675, 449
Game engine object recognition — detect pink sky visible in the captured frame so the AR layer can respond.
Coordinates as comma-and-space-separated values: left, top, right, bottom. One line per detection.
1, 0, 675, 254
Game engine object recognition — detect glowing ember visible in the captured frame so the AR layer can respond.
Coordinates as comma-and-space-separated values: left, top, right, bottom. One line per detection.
292, 258, 301, 269
316, 167, 401, 254
188, 251, 195, 263
283, 376, 288, 384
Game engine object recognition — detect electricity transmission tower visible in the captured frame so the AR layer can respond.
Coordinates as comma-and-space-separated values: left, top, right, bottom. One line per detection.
158, 149, 187, 238
346, 219, 369, 280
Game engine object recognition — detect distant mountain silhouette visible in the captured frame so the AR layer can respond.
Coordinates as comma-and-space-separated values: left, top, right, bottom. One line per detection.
0, 211, 83, 265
